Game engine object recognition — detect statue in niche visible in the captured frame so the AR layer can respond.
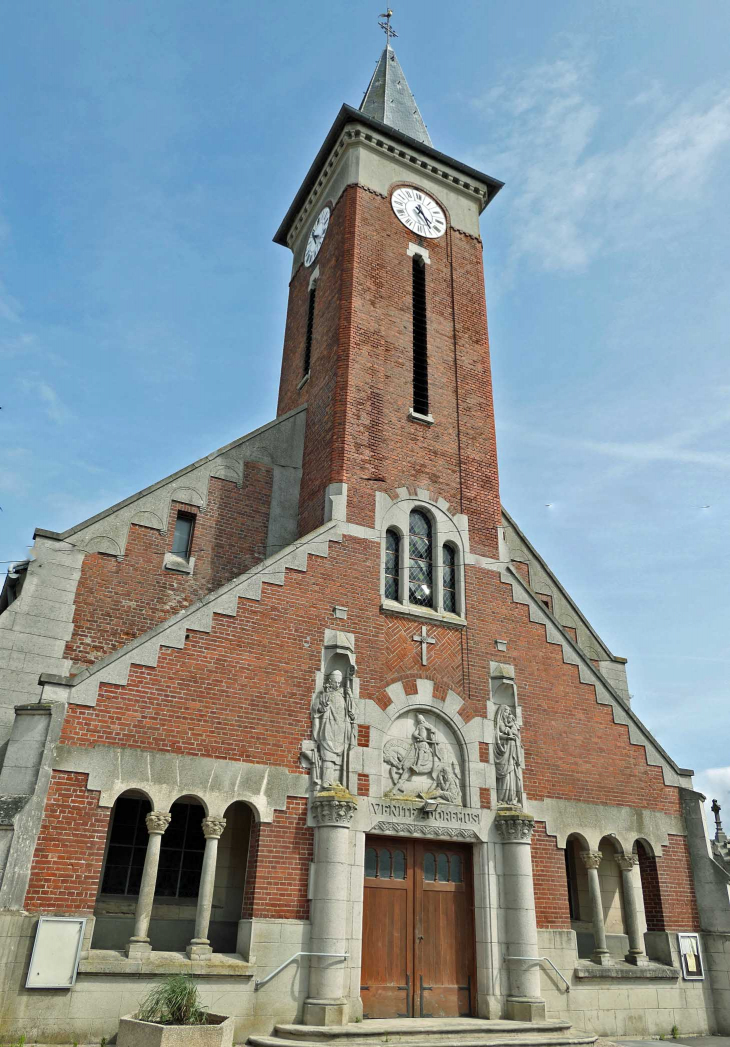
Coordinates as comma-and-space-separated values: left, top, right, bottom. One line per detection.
494, 704, 523, 807
384, 714, 463, 805
310, 665, 357, 790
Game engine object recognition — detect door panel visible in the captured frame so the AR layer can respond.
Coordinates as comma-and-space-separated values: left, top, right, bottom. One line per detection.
361, 837, 474, 1019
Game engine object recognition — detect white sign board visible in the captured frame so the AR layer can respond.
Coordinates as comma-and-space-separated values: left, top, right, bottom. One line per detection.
26, 916, 86, 989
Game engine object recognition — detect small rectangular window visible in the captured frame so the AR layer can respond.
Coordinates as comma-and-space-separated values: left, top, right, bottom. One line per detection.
304, 284, 317, 375
171, 513, 195, 559
412, 257, 429, 416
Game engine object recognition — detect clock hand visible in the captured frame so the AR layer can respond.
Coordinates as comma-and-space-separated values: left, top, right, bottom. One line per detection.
414, 205, 432, 227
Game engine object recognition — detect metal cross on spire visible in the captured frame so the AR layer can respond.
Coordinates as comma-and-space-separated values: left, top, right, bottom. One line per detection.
378, 8, 398, 47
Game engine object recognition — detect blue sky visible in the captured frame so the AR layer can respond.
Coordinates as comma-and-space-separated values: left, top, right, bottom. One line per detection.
1, 2, 729, 808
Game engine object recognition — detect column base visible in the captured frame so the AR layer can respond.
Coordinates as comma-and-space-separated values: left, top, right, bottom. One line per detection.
592, 949, 612, 966
186, 939, 213, 959
303, 997, 349, 1026
126, 938, 152, 958
625, 951, 649, 966
506, 996, 546, 1022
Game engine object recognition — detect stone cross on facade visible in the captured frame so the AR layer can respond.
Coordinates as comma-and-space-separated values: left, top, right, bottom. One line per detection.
412, 625, 435, 665
712, 798, 724, 838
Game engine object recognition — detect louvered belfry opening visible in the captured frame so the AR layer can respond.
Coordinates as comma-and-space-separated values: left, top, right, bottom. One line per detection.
412, 255, 429, 415
304, 283, 317, 375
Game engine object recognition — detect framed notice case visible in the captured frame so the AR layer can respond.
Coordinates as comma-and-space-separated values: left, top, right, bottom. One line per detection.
678, 932, 704, 980
26, 916, 86, 989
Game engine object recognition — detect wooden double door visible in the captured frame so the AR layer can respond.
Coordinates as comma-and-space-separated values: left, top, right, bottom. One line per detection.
360, 836, 475, 1019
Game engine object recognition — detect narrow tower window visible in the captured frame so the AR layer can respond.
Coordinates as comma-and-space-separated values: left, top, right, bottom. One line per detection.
408, 509, 433, 608
442, 543, 457, 614
303, 283, 317, 376
412, 256, 429, 415
385, 529, 401, 601
171, 513, 195, 559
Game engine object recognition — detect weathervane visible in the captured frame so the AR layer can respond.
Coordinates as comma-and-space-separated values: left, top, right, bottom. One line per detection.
378, 8, 398, 46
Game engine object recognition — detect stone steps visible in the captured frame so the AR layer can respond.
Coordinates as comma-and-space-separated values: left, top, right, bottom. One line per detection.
247, 1017, 597, 1047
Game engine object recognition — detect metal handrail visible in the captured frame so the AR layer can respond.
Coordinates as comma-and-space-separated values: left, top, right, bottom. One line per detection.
505, 955, 570, 993
254, 951, 348, 991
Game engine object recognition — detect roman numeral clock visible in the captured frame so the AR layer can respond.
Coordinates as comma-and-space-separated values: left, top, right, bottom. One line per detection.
391, 186, 446, 238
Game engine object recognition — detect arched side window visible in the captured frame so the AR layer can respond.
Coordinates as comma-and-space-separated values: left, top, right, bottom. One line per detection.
442, 543, 457, 614
408, 510, 433, 608
303, 280, 317, 376
385, 529, 401, 601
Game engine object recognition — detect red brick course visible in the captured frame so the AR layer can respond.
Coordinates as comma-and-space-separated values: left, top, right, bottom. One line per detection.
532, 822, 572, 929
242, 799, 312, 920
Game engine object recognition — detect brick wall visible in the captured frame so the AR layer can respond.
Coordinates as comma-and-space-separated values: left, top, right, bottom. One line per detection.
65, 469, 272, 669
655, 834, 700, 931
532, 822, 572, 929
25, 771, 110, 913
637, 839, 665, 931
241, 799, 312, 920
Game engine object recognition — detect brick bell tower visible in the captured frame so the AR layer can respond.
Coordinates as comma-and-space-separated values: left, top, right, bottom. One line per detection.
275, 36, 504, 558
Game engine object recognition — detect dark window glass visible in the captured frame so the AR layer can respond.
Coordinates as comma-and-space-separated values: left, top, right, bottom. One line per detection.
392, 850, 406, 880
409, 510, 433, 607
437, 853, 449, 882
412, 256, 429, 415
385, 529, 400, 601
443, 544, 457, 614
101, 796, 151, 896
365, 847, 378, 878
423, 852, 436, 882
156, 802, 206, 898
378, 848, 392, 880
304, 285, 317, 375
450, 854, 462, 883
171, 514, 194, 558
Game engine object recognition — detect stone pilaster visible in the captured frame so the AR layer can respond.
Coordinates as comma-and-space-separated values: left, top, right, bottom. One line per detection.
303, 789, 357, 1027
496, 808, 546, 1022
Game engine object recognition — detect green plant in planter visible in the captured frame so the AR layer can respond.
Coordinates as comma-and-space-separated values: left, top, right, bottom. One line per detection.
136, 975, 208, 1026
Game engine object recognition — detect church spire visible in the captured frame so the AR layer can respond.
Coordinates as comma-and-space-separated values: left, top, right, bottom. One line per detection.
359, 12, 432, 147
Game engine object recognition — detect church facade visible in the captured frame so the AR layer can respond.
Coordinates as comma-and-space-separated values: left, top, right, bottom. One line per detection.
1, 41, 729, 1045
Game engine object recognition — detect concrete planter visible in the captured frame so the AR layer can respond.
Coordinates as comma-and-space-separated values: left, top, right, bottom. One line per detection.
118, 1014, 234, 1047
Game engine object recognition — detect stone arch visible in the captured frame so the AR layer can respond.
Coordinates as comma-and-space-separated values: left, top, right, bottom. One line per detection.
635, 837, 665, 931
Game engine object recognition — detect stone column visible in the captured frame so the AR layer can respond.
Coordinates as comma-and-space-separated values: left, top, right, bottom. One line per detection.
126, 810, 171, 958
496, 809, 546, 1022
187, 816, 227, 959
615, 853, 647, 965
581, 850, 610, 966
303, 790, 357, 1027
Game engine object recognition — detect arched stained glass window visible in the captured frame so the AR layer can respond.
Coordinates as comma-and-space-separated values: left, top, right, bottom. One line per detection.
437, 853, 450, 882
378, 848, 392, 880
450, 854, 462, 883
409, 510, 433, 608
443, 543, 457, 614
385, 529, 400, 601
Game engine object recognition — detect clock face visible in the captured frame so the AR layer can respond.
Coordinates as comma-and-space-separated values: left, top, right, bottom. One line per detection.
391, 187, 446, 239
304, 206, 331, 267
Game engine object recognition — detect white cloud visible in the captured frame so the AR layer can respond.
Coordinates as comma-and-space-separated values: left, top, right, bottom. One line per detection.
18, 379, 73, 425
471, 58, 730, 272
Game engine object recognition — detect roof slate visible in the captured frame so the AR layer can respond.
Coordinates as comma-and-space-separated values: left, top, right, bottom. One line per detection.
359, 46, 432, 146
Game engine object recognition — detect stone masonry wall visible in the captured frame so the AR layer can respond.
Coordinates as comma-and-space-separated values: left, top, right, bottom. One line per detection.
64, 469, 272, 669
24, 531, 697, 930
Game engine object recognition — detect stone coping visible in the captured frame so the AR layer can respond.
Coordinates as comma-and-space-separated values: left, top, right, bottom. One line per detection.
574, 960, 680, 980
79, 949, 255, 977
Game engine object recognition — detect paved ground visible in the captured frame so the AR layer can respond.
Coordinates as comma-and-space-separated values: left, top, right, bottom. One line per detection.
616, 1039, 730, 1047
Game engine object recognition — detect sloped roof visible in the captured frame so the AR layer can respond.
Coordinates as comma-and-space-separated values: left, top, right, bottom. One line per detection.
360, 46, 432, 146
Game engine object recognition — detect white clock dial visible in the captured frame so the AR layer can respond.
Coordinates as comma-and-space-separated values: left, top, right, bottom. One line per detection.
391, 187, 446, 239
304, 206, 331, 267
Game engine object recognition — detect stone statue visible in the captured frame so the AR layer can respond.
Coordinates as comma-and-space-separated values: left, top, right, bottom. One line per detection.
310, 666, 357, 790
494, 704, 523, 807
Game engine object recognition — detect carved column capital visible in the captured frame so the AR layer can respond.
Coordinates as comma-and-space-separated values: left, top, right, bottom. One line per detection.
311, 791, 357, 827
580, 850, 603, 870
145, 811, 171, 835
201, 817, 226, 839
495, 808, 535, 842
614, 853, 639, 872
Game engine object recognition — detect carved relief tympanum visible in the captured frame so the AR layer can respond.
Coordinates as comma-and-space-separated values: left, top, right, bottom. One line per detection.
383, 711, 464, 805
